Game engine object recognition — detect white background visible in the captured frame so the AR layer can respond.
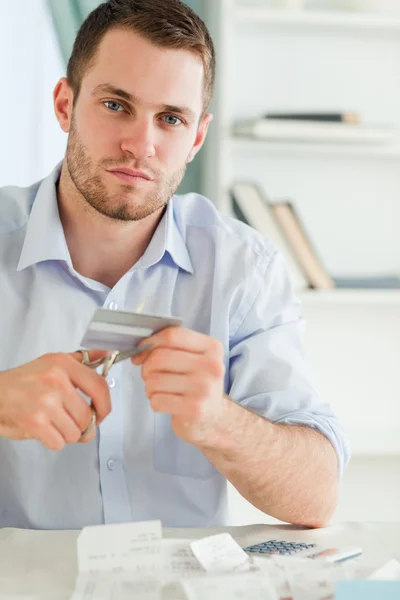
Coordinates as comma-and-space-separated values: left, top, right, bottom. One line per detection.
0, 0, 66, 188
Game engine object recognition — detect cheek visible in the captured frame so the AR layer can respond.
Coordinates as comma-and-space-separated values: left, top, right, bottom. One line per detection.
76, 110, 122, 154
157, 131, 196, 167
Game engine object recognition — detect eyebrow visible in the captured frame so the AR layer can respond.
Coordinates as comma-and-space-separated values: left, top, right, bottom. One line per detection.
92, 83, 197, 121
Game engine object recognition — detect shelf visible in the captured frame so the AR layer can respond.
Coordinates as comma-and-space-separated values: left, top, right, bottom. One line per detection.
230, 137, 400, 159
298, 289, 400, 304
234, 8, 400, 34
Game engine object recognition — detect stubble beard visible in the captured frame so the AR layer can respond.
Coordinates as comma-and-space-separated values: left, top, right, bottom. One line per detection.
65, 117, 187, 222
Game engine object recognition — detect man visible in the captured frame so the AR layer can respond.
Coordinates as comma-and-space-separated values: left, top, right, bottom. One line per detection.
0, 0, 349, 530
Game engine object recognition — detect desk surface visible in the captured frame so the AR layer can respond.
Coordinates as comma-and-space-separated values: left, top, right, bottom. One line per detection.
0, 522, 399, 599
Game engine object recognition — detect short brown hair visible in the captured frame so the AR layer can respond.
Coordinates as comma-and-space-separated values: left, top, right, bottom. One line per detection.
67, 0, 216, 112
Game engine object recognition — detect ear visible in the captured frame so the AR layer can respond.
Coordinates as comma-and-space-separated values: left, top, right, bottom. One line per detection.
53, 77, 74, 133
186, 113, 213, 164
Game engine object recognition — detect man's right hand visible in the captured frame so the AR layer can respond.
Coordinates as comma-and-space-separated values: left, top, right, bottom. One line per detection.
0, 351, 111, 450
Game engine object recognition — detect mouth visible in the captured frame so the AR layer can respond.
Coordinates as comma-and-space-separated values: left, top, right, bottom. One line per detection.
107, 168, 153, 185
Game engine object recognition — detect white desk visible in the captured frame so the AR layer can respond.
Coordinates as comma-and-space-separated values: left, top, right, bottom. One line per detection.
0, 522, 399, 598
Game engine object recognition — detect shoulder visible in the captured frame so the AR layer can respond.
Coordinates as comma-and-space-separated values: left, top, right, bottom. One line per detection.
0, 180, 41, 235
173, 192, 278, 266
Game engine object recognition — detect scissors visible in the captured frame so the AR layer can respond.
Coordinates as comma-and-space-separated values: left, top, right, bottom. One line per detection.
77, 343, 152, 440
78, 343, 152, 377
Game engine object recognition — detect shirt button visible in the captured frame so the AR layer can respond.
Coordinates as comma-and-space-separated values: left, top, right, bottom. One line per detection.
107, 459, 116, 471
107, 377, 116, 389
108, 301, 118, 310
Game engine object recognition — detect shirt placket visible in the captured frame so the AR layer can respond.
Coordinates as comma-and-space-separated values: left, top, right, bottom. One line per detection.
98, 294, 132, 524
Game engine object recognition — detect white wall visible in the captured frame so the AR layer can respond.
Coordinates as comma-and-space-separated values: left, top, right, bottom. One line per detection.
0, 0, 66, 187
230, 20, 400, 277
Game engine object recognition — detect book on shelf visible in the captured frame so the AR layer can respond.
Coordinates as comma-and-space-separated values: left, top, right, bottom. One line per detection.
270, 200, 335, 290
230, 182, 400, 290
230, 182, 334, 289
230, 182, 309, 290
232, 118, 394, 144
263, 111, 360, 124
269, 202, 400, 289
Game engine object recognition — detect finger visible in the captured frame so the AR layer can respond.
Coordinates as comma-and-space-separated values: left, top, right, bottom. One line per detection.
139, 327, 211, 353
149, 392, 196, 417
138, 328, 223, 361
131, 350, 151, 366
134, 348, 196, 371
145, 372, 187, 397
145, 372, 217, 402
138, 348, 224, 382
49, 408, 84, 444
62, 387, 93, 432
35, 425, 66, 452
58, 356, 111, 423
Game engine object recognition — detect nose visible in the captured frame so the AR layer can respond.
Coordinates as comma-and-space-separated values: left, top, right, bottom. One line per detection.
120, 118, 156, 160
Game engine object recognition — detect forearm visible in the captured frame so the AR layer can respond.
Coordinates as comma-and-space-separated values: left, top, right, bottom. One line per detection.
198, 396, 339, 528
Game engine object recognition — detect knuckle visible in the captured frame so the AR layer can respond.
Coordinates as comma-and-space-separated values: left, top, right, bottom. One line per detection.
150, 393, 162, 412
59, 353, 76, 369
141, 363, 150, 379
40, 391, 61, 411
145, 380, 154, 399
47, 438, 65, 452
46, 352, 68, 366
41, 365, 67, 389
142, 356, 157, 379
30, 411, 49, 429
196, 378, 213, 398
210, 338, 223, 358
216, 363, 226, 379
164, 327, 177, 345
204, 358, 225, 378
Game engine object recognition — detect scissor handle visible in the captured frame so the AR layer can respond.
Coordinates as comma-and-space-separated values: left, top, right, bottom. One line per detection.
78, 344, 153, 373
101, 351, 119, 378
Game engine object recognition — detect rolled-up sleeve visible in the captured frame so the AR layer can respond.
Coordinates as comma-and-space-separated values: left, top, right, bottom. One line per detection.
228, 248, 350, 478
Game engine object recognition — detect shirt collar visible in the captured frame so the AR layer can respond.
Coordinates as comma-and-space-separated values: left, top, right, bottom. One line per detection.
138, 196, 194, 274
17, 163, 194, 275
17, 163, 71, 271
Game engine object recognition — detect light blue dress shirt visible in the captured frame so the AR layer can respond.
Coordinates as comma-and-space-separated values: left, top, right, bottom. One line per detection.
0, 164, 349, 530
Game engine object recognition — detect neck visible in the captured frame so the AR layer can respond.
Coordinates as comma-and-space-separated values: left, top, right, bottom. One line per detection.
57, 161, 164, 288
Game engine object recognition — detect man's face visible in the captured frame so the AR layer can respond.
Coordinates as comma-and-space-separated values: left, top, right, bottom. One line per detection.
62, 29, 210, 221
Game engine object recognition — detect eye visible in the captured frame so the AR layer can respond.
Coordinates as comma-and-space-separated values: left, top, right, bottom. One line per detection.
162, 114, 183, 126
104, 101, 125, 112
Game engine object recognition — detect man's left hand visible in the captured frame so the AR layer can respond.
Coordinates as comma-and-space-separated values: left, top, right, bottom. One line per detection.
131, 327, 227, 446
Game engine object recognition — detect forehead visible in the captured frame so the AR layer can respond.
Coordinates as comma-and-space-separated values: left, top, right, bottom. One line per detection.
81, 28, 205, 116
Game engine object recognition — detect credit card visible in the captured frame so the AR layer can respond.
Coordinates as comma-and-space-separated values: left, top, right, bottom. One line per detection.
80, 308, 182, 351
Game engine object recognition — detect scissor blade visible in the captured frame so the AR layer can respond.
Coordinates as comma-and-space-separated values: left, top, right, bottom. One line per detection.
82, 343, 153, 370
114, 343, 153, 364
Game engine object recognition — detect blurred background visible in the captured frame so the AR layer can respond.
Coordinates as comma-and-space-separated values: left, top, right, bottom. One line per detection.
1, 0, 399, 525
